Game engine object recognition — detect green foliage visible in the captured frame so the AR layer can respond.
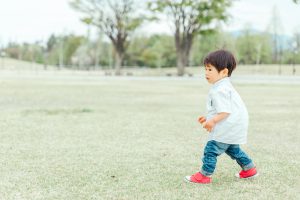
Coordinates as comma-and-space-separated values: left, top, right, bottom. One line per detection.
5, 43, 21, 59
5, 42, 44, 64
4, 35, 106, 69
47, 35, 57, 52
98, 42, 112, 67
126, 34, 176, 67
81, 17, 93, 25
6, 27, 300, 67
64, 36, 85, 65
236, 31, 272, 64
191, 28, 274, 66
192, 31, 236, 66
4, 29, 297, 67
45, 34, 85, 66
148, 0, 232, 35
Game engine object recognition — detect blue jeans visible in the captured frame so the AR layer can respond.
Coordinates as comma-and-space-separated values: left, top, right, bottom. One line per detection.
201, 140, 255, 176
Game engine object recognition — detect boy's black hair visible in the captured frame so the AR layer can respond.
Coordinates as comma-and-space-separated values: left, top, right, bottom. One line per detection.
203, 49, 236, 77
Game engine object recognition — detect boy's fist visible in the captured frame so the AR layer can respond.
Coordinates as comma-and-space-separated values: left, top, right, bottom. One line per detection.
198, 116, 206, 124
203, 120, 215, 132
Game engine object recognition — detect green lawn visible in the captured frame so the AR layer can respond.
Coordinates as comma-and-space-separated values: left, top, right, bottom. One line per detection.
0, 75, 299, 200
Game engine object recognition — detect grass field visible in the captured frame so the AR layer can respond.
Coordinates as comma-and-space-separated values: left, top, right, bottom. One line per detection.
0, 73, 299, 199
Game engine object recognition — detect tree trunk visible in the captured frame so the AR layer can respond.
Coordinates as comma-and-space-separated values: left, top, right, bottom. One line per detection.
175, 28, 183, 76
115, 51, 123, 76
177, 51, 185, 76
175, 31, 193, 76
177, 51, 192, 76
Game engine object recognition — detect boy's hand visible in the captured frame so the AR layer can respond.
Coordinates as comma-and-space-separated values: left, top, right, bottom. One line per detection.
202, 113, 229, 132
198, 116, 206, 124
203, 120, 216, 132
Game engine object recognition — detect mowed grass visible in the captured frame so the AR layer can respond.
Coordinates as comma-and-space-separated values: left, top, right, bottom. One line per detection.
0, 76, 299, 200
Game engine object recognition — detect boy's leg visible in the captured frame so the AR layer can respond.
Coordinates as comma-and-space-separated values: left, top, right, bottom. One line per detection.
201, 140, 229, 176
225, 145, 255, 170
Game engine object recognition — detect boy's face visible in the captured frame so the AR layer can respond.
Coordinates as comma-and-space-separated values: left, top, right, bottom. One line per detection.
205, 64, 228, 84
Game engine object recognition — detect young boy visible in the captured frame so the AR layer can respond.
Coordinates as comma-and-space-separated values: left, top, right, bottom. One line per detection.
185, 49, 258, 184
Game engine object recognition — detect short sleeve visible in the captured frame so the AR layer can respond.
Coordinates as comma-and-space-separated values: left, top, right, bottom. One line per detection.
212, 89, 232, 113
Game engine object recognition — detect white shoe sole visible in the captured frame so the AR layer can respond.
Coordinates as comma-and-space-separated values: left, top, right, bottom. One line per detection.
235, 173, 259, 179
184, 176, 211, 184
184, 176, 192, 183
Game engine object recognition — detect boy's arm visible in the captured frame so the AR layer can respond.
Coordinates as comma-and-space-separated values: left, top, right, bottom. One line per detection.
203, 112, 230, 132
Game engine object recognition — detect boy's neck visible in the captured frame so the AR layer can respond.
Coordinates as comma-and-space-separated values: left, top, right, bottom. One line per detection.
213, 77, 229, 85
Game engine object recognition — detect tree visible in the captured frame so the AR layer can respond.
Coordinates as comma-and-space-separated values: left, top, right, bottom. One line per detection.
236, 30, 272, 65
70, 0, 144, 75
126, 34, 176, 68
148, 0, 232, 76
44, 34, 84, 67
267, 6, 284, 64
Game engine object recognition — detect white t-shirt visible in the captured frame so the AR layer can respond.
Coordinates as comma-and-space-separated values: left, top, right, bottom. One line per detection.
206, 77, 249, 144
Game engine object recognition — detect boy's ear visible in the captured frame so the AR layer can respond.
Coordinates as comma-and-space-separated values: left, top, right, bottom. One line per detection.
221, 68, 229, 76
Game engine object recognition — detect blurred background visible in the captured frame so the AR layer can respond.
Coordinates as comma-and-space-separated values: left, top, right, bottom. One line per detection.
0, 0, 299, 76
1, 1, 300, 199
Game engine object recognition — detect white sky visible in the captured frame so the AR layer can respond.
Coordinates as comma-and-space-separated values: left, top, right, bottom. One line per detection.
0, 0, 299, 45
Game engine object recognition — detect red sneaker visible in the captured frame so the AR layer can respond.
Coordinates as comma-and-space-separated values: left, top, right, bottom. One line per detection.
236, 167, 259, 179
184, 172, 212, 184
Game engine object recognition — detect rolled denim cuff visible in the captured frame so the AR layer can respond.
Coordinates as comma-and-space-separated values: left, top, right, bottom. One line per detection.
200, 169, 213, 177
243, 162, 255, 170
